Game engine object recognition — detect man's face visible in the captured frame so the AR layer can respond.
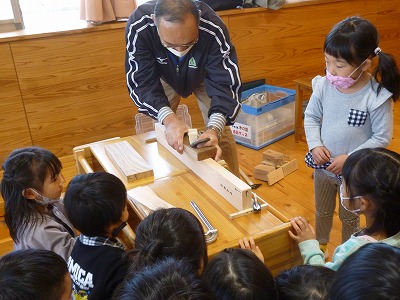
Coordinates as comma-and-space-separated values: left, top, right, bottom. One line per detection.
156, 13, 199, 52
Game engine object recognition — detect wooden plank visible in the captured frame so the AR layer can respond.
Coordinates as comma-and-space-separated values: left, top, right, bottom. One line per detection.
266, 168, 285, 186
282, 159, 298, 177
74, 135, 188, 187
104, 141, 153, 182
155, 123, 252, 211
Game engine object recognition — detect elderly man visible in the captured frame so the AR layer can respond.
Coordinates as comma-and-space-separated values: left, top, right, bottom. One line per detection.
125, 0, 242, 176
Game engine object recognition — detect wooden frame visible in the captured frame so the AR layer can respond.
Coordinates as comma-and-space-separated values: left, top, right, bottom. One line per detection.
72, 133, 303, 274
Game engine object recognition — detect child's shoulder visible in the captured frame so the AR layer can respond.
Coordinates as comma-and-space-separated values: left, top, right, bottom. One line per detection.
311, 75, 330, 96
311, 74, 328, 88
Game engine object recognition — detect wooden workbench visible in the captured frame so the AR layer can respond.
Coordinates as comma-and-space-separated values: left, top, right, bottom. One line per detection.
73, 132, 302, 274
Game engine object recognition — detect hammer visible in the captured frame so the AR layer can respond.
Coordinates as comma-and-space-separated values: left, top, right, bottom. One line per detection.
239, 168, 262, 189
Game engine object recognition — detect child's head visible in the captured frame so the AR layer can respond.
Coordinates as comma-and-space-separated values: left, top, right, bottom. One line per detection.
64, 172, 128, 237
202, 248, 278, 300
324, 16, 400, 99
128, 207, 207, 273
329, 243, 400, 300
325, 16, 379, 68
114, 257, 213, 300
275, 265, 335, 300
341, 148, 400, 237
1, 147, 64, 242
0, 249, 72, 300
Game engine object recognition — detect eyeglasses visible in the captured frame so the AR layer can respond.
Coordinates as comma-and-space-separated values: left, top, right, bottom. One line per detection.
160, 36, 198, 49
157, 28, 198, 49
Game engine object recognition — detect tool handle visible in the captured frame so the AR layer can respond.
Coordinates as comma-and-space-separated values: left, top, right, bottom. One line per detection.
190, 201, 215, 231
239, 168, 254, 186
190, 137, 210, 148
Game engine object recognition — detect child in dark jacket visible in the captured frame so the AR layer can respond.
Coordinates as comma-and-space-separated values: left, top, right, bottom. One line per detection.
64, 172, 130, 300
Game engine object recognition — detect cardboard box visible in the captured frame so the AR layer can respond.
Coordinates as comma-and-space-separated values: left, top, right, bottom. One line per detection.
231, 85, 295, 150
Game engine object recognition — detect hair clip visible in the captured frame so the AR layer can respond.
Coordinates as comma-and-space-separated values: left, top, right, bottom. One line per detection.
374, 47, 382, 55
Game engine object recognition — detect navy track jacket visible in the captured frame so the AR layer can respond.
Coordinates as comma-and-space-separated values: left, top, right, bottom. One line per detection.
125, 0, 242, 125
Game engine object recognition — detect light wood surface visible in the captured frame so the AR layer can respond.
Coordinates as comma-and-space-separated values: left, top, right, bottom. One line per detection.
73, 133, 303, 274
154, 123, 252, 211
104, 141, 154, 182
0, 44, 32, 160
182, 134, 217, 161
0, 99, 398, 266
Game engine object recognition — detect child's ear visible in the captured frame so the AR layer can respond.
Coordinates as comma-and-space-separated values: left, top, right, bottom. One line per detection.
360, 197, 371, 211
22, 188, 37, 200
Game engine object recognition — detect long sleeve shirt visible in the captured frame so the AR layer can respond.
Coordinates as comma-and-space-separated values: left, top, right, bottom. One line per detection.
298, 231, 400, 271
304, 75, 393, 157
125, 0, 242, 127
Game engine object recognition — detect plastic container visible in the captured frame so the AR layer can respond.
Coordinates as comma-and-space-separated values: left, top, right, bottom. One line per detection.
231, 84, 296, 150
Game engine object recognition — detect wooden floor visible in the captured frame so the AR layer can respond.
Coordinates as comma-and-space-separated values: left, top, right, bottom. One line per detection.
1, 100, 399, 259
186, 98, 400, 257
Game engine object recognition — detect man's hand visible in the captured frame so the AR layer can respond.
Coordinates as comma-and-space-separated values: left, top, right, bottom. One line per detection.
288, 216, 316, 244
311, 146, 331, 165
163, 114, 189, 154
326, 154, 348, 175
197, 128, 222, 161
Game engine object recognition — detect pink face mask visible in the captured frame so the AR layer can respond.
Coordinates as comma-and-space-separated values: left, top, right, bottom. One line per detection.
326, 60, 365, 89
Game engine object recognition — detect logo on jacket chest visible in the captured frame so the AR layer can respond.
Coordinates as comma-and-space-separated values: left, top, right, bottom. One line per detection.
156, 56, 198, 69
156, 56, 168, 64
188, 57, 197, 69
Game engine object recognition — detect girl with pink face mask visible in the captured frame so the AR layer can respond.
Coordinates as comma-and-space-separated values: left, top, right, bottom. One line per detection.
290, 148, 400, 271
303, 16, 400, 257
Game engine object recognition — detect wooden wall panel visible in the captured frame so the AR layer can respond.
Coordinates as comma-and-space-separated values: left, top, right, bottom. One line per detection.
376, 0, 400, 62
229, 0, 377, 87
11, 29, 138, 157
0, 0, 399, 163
0, 44, 32, 163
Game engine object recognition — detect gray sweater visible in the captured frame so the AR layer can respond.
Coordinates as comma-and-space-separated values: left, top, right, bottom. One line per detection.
304, 75, 393, 157
14, 201, 77, 261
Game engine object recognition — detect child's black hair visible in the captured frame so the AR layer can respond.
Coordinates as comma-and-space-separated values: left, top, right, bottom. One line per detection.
63, 172, 127, 236
324, 16, 400, 100
1, 147, 62, 242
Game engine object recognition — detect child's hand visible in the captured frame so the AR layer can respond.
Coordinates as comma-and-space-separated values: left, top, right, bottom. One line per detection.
311, 146, 331, 164
239, 237, 265, 263
288, 216, 316, 244
326, 154, 348, 175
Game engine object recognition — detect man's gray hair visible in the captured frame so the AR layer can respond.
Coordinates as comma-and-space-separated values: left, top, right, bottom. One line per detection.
154, 0, 199, 25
